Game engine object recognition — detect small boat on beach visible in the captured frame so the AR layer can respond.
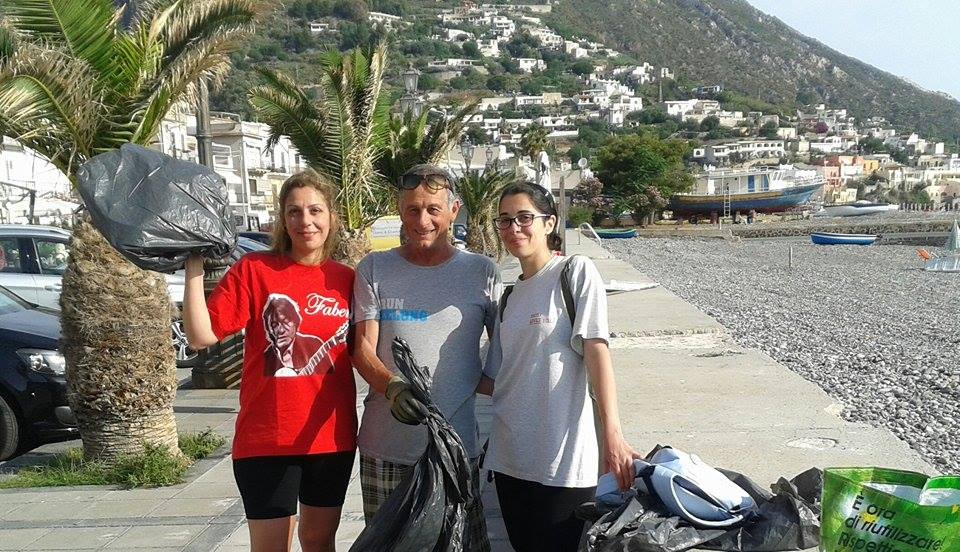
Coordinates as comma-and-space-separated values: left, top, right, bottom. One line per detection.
810, 232, 880, 246
813, 201, 900, 218
595, 228, 637, 239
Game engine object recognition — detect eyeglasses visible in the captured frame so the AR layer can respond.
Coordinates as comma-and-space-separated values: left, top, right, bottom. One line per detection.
398, 173, 453, 192
494, 213, 552, 230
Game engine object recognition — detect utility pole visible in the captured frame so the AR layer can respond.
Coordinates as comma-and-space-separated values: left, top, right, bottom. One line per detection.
195, 80, 213, 168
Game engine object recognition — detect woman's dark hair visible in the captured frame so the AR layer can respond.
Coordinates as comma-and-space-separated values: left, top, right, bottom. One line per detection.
499, 181, 563, 251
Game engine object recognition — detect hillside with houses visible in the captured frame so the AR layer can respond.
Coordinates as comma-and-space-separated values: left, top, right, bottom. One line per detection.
3, 0, 960, 228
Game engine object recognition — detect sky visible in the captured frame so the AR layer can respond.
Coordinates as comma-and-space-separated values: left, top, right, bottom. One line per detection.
745, 0, 960, 102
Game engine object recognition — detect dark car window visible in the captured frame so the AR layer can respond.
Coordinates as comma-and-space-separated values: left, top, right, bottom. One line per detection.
0, 286, 27, 315
36, 240, 69, 275
0, 238, 24, 273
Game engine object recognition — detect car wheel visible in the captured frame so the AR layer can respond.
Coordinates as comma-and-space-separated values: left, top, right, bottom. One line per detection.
0, 394, 21, 461
172, 319, 199, 368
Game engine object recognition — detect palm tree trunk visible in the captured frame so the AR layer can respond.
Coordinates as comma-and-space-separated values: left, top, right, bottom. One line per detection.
60, 219, 180, 462
336, 230, 372, 267
465, 222, 485, 254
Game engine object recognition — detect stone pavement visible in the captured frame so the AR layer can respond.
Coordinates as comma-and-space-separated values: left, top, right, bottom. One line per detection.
0, 230, 936, 551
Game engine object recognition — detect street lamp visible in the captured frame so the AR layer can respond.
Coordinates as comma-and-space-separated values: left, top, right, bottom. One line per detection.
402, 63, 420, 94
459, 138, 476, 173
399, 64, 422, 117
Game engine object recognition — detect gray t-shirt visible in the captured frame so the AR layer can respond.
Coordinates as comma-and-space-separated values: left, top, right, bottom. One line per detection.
354, 248, 501, 464
484, 255, 609, 487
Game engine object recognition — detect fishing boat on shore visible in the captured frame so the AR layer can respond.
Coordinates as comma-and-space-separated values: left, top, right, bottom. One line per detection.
668, 166, 824, 221
813, 200, 900, 218
810, 232, 880, 246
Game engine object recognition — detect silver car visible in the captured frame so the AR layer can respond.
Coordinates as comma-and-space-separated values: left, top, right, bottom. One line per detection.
0, 225, 194, 367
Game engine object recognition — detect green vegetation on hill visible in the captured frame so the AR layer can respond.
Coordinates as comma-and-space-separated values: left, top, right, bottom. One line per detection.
549, 0, 960, 142
211, 0, 960, 143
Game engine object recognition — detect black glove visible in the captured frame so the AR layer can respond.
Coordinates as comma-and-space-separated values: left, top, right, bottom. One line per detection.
386, 376, 427, 425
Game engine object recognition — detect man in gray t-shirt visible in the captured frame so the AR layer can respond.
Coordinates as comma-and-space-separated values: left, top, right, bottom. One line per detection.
352, 164, 500, 551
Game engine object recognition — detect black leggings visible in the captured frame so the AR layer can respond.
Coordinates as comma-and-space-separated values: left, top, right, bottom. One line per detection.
494, 472, 596, 552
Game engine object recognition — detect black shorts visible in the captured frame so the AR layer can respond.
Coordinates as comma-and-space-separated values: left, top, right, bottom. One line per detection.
233, 451, 356, 520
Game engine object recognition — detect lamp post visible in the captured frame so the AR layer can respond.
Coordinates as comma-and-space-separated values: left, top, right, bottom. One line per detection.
399, 63, 422, 118
459, 138, 476, 175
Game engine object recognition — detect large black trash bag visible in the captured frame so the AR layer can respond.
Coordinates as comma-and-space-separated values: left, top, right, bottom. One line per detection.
76, 143, 237, 272
583, 466, 822, 552
349, 338, 474, 552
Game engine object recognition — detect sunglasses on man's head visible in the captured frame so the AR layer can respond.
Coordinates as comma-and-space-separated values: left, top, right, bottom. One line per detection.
398, 173, 452, 191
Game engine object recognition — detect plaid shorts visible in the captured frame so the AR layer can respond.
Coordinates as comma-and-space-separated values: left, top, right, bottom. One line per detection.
360, 454, 491, 552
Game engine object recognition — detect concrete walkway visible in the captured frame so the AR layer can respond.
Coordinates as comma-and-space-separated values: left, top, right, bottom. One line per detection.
0, 231, 934, 551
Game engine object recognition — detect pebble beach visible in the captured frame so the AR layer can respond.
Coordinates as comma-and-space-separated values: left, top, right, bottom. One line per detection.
604, 234, 960, 475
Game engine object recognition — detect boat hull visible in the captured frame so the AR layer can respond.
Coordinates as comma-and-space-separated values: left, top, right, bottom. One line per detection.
810, 232, 879, 246
595, 229, 637, 239
668, 182, 822, 216
814, 203, 899, 217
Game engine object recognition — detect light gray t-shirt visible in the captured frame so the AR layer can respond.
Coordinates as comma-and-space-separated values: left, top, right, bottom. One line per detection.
484, 255, 609, 487
354, 248, 501, 464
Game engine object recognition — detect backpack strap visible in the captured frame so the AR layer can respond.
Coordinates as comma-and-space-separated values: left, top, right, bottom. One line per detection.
498, 283, 514, 323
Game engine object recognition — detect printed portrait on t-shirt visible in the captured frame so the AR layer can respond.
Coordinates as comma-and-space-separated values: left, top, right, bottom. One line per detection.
261, 293, 347, 377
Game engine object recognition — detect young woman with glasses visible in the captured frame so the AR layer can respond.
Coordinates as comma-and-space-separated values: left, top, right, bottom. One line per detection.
484, 181, 639, 552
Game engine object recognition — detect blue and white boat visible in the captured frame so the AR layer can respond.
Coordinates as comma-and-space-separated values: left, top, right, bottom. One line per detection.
810, 232, 879, 246
669, 166, 824, 219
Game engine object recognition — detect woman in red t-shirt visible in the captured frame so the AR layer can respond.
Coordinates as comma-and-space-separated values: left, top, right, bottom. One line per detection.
183, 172, 356, 552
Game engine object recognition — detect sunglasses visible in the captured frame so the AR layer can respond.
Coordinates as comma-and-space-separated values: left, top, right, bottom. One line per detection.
398, 173, 453, 192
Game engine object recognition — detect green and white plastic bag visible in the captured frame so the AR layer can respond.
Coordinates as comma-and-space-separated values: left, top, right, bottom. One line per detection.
821, 468, 960, 552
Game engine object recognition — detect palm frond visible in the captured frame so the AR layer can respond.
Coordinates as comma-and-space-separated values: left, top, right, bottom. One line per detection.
159, 0, 260, 66
0, 18, 20, 64
0, 43, 100, 175
2, 0, 121, 86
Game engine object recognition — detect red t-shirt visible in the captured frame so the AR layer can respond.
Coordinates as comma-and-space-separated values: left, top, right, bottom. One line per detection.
206, 252, 357, 459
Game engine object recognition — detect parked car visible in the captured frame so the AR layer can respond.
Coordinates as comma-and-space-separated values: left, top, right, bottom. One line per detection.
239, 231, 271, 246
237, 236, 269, 253
0, 225, 194, 367
0, 285, 77, 460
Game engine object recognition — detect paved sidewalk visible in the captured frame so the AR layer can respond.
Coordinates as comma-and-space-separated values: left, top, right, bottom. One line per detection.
0, 231, 935, 551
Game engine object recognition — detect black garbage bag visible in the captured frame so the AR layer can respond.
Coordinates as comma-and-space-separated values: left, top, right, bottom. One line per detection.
76, 143, 236, 272
583, 466, 821, 552
349, 338, 474, 552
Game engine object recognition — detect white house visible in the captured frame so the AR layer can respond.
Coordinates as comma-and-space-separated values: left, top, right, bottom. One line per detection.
563, 40, 589, 59
659, 67, 675, 80
527, 27, 563, 49
489, 16, 516, 37
308, 21, 331, 34
664, 99, 700, 118
368, 11, 402, 28
517, 58, 546, 73
476, 38, 500, 58
693, 139, 786, 164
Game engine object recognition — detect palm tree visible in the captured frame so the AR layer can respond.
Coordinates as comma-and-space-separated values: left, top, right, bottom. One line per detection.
249, 43, 477, 263
519, 124, 549, 164
249, 43, 390, 265
379, 101, 478, 186
0, 0, 258, 462
457, 168, 515, 258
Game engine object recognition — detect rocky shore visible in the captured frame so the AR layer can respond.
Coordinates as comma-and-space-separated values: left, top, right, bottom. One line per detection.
604, 236, 960, 475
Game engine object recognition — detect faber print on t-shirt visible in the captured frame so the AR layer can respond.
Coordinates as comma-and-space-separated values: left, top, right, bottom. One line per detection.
262, 293, 348, 377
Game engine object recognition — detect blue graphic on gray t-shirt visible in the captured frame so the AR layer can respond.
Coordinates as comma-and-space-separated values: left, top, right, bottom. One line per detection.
380, 309, 428, 321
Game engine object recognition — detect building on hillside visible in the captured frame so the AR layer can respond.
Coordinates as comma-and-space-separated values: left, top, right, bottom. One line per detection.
563, 40, 589, 59
691, 138, 785, 165
659, 67, 675, 80
526, 27, 563, 49
476, 38, 500, 58
693, 85, 722, 97
368, 11, 402, 28
516, 58, 546, 73
478, 96, 514, 111
488, 16, 516, 38
308, 21, 332, 34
